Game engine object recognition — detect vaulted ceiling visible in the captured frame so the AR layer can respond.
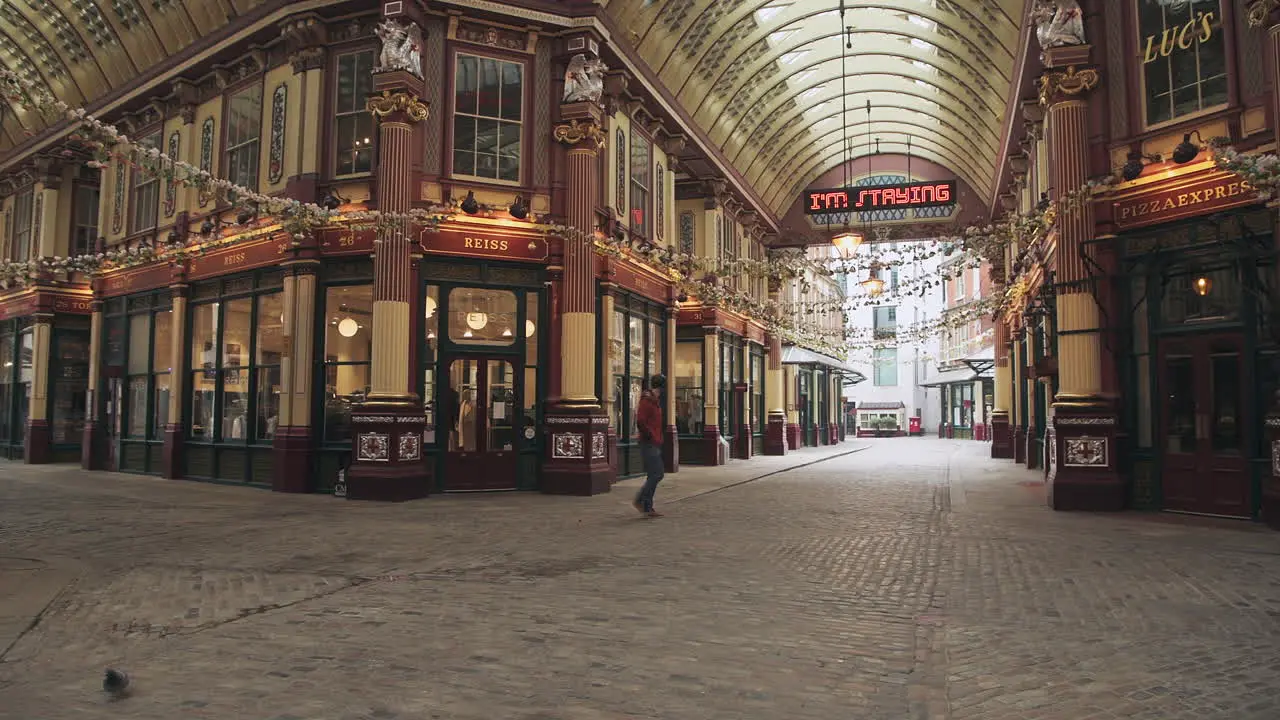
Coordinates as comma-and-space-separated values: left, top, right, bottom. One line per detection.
0, 0, 266, 152
604, 0, 1026, 216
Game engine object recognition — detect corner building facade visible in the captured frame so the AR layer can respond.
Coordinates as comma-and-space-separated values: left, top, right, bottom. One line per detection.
989, 0, 1280, 527
0, 0, 848, 497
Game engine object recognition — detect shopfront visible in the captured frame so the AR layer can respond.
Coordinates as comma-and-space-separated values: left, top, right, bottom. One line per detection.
606, 291, 667, 478
421, 260, 546, 492
1117, 204, 1272, 518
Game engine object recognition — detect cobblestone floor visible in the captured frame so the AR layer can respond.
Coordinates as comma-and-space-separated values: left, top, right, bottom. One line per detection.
2, 439, 1279, 719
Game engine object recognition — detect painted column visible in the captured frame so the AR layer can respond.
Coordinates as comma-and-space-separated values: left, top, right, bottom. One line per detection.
991, 320, 1013, 458
23, 313, 52, 463
1012, 329, 1026, 465
1248, 1, 1280, 526
600, 290, 617, 473
345, 48, 431, 501
282, 14, 328, 202
542, 99, 613, 495
663, 303, 679, 472
161, 276, 188, 478
1039, 50, 1122, 510
784, 364, 801, 450
763, 325, 787, 455
273, 259, 318, 492
701, 326, 723, 465
81, 298, 106, 469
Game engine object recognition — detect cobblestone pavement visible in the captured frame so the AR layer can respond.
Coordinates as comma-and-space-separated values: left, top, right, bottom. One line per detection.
2, 439, 1280, 719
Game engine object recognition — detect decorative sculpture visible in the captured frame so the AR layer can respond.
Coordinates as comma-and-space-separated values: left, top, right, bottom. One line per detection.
562, 53, 608, 104
1033, 0, 1086, 50
375, 19, 423, 78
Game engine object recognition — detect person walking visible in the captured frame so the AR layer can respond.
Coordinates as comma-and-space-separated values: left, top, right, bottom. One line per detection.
633, 374, 666, 518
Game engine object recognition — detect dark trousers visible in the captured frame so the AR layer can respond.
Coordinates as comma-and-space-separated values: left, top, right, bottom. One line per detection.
636, 442, 665, 511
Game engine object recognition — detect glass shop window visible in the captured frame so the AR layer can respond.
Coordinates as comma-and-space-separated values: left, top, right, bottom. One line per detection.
122, 307, 172, 441
453, 53, 523, 182
1138, 0, 1227, 126
675, 340, 703, 435
448, 287, 517, 346
50, 330, 90, 444
322, 284, 373, 444
189, 289, 283, 444
9, 189, 34, 263
130, 133, 161, 233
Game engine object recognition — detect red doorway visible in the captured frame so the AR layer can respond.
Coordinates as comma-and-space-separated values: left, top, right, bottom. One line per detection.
441, 355, 520, 491
1158, 334, 1251, 518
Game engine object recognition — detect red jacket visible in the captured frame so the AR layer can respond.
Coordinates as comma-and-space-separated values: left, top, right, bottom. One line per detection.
636, 392, 663, 446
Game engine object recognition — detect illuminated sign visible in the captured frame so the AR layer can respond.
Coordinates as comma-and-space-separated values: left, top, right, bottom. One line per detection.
1112, 175, 1258, 230
803, 180, 956, 216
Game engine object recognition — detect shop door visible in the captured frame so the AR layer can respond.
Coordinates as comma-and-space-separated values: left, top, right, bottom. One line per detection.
103, 377, 122, 471
442, 355, 520, 491
1158, 334, 1250, 517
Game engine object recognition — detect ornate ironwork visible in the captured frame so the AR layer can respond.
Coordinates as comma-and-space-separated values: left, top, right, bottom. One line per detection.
1038, 65, 1100, 106
552, 119, 606, 148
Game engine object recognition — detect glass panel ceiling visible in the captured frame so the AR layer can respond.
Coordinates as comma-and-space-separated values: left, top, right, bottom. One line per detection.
610, 0, 1024, 215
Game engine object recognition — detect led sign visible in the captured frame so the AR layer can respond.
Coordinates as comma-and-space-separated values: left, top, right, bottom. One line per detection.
803, 180, 956, 216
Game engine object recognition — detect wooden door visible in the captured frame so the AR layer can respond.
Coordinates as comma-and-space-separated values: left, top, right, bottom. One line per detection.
442, 356, 520, 491
1158, 334, 1250, 517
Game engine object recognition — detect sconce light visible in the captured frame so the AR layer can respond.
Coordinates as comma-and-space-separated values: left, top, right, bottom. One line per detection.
236, 205, 257, 225
322, 191, 343, 211
200, 218, 217, 236
1036, 191, 1051, 213
337, 317, 360, 338
1121, 150, 1162, 181
460, 190, 480, 215
508, 195, 529, 220
166, 228, 182, 246
1193, 274, 1213, 297
1172, 131, 1204, 164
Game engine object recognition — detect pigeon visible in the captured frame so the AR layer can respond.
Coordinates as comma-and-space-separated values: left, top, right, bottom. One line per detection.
103, 668, 130, 698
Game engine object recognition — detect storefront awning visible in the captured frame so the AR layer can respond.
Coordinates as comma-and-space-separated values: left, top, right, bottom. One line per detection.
857, 401, 905, 411
781, 345, 866, 385
920, 365, 981, 388
960, 347, 995, 379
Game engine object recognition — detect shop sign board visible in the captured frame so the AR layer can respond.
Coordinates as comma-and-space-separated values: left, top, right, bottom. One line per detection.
1112, 175, 1260, 229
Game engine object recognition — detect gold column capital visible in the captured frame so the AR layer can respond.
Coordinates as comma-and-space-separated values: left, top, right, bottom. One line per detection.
366, 90, 430, 122
553, 119, 606, 150
1038, 65, 1100, 107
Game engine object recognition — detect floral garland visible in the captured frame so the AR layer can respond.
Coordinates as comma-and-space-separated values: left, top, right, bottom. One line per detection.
1207, 138, 1280, 199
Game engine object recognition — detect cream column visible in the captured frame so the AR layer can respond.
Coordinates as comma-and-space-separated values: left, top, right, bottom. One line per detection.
365, 91, 429, 403
1040, 64, 1103, 405
278, 266, 317, 428
81, 301, 104, 469
24, 314, 52, 463
600, 292, 616, 424
553, 116, 606, 406
160, 281, 188, 479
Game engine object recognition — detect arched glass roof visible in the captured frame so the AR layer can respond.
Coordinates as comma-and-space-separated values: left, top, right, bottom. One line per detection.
606, 0, 1024, 214
0, 0, 267, 152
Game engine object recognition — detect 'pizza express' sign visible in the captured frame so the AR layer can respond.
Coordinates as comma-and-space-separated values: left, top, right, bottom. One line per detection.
1112, 175, 1259, 229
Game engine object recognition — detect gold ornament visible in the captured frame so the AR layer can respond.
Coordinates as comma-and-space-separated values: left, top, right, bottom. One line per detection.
1038, 65, 1100, 107
365, 91, 430, 122
552, 119, 606, 148
1248, 0, 1280, 27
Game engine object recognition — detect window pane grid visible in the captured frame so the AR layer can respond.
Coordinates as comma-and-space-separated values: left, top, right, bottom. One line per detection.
336, 51, 376, 175
453, 54, 522, 182
226, 86, 263, 191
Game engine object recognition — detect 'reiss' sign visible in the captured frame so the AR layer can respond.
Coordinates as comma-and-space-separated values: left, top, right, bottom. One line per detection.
803, 180, 955, 217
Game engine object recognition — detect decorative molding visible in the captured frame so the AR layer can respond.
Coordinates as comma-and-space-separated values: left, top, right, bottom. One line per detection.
290, 47, 326, 74
163, 130, 180, 217
198, 117, 214, 208
552, 119, 605, 147
656, 163, 665, 241
591, 432, 606, 459
533, 39, 551, 188
615, 128, 626, 212
366, 91, 430, 122
1272, 439, 1280, 476
268, 83, 287, 184
1038, 65, 1100, 106
1104, 0, 1128, 137
1247, 0, 1280, 28
111, 160, 125, 233
1056, 416, 1115, 426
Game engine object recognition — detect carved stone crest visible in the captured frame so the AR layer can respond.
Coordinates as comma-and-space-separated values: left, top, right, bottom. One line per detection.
562, 53, 607, 104
1063, 437, 1107, 467
375, 19, 423, 78
1033, 0, 1086, 50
